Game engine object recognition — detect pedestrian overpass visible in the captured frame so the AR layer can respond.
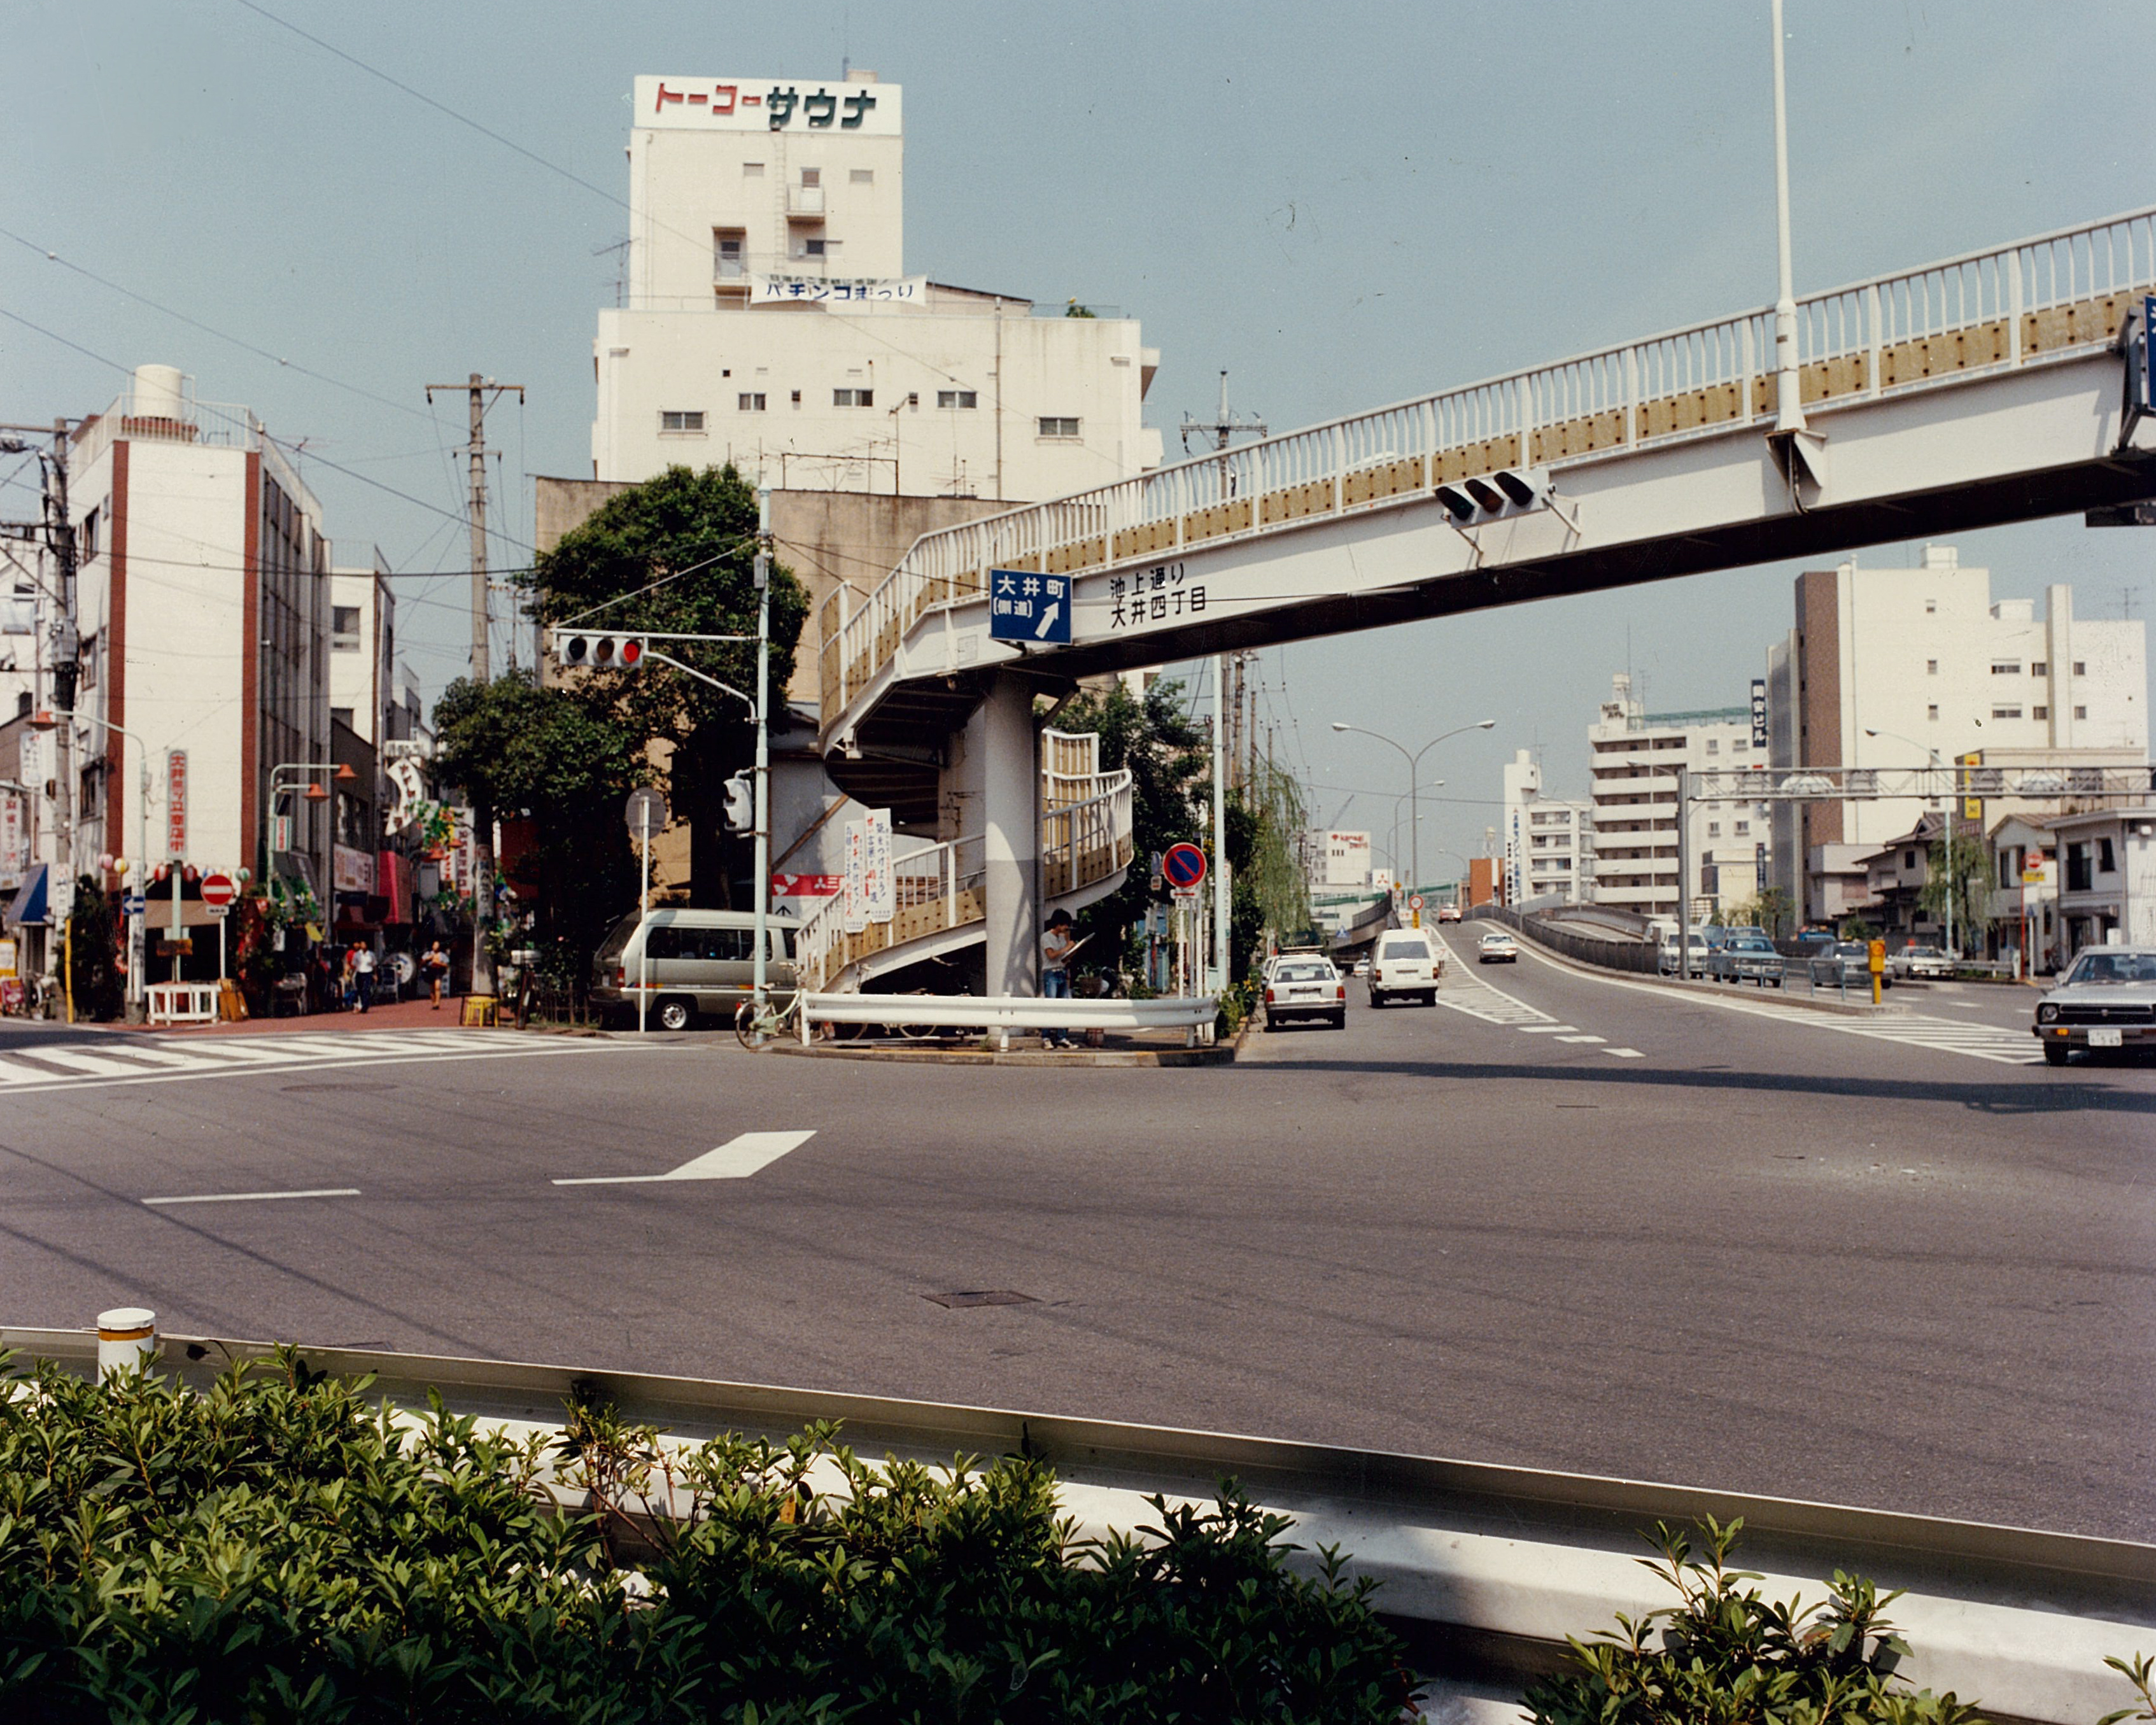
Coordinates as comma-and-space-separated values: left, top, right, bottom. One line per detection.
810, 205, 2156, 996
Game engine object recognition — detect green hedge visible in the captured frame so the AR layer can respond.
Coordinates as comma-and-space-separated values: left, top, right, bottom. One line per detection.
0, 1351, 1412, 1722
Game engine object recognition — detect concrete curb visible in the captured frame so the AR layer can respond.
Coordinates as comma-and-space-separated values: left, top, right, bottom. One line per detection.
764, 1038, 1233, 1067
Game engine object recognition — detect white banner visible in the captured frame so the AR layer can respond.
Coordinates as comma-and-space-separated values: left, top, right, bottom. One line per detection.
862, 808, 894, 922
635, 76, 901, 135
842, 820, 867, 935
752, 275, 926, 307
0, 787, 25, 889
334, 843, 376, 895
17, 730, 52, 792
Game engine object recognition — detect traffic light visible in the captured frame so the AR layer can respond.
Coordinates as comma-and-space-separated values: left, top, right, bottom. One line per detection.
722, 774, 754, 833
554, 631, 646, 670
1432, 465, 1551, 526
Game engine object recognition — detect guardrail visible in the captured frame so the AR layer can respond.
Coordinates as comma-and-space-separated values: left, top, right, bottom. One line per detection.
822, 205, 2156, 734
4, 1324, 2148, 1721
800, 990, 1216, 1049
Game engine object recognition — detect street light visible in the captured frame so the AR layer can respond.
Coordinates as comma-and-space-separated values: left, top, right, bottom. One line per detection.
1863, 727, 1955, 961
265, 761, 353, 928
1331, 719, 1493, 899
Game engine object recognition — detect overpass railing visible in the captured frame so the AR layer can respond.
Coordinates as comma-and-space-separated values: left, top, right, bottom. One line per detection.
821, 204, 2156, 730
1470, 901, 1663, 975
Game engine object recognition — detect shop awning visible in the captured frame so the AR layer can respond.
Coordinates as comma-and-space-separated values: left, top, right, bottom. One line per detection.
4, 864, 49, 929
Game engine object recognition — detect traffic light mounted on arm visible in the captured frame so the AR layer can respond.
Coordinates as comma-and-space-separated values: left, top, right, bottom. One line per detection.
551, 630, 647, 671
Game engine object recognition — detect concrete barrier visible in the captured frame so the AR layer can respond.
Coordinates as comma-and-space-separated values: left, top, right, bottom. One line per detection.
801, 990, 1217, 1049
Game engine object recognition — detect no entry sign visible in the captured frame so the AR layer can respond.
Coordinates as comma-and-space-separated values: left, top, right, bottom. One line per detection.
199, 872, 237, 911
1162, 842, 1207, 890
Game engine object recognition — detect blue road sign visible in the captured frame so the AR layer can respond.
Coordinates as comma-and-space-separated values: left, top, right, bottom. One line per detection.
1162, 842, 1207, 889
122, 892, 146, 917
987, 568, 1071, 644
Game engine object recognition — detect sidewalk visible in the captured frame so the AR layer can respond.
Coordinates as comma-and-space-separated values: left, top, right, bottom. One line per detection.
132, 993, 485, 1038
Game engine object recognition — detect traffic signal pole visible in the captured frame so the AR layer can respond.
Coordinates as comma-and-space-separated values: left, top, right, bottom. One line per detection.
752, 484, 773, 1013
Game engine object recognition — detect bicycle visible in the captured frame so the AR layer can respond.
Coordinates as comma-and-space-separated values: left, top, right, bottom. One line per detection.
734, 989, 805, 1050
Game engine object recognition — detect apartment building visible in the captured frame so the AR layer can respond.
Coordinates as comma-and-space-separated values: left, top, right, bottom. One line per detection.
1588, 674, 1765, 923
1766, 545, 2146, 922
1499, 748, 1592, 905
592, 72, 1162, 502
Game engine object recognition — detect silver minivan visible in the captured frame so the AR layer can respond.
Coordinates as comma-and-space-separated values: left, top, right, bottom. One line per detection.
591, 908, 800, 1030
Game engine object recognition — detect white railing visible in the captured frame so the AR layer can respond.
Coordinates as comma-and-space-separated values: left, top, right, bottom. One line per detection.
822, 205, 2156, 733
795, 756, 1136, 992
800, 992, 1217, 1049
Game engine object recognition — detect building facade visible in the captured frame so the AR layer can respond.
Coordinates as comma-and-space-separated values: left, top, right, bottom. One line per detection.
1499, 747, 1592, 906
2048, 805, 2156, 952
592, 72, 1163, 502
1588, 673, 1764, 924
1767, 545, 2147, 923
1311, 828, 1372, 890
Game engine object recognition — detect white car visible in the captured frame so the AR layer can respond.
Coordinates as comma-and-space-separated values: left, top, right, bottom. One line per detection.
1436, 903, 1463, 923
1889, 944, 1953, 981
1369, 932, 1442, 1006
1477, 929, 1519, 964
1264, 959, 1346, 1030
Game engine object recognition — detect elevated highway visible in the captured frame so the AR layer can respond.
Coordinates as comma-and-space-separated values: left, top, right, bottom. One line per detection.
813, 205, 2156, 992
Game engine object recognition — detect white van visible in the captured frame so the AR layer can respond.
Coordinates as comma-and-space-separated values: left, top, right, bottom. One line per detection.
1368, 930, 1443, 1007
591, 908, 799, 1030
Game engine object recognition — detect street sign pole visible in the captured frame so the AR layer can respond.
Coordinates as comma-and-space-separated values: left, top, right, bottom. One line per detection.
1211, 654, 1229, 996
638, 803, 651, 1035
752, 483, 772, 1016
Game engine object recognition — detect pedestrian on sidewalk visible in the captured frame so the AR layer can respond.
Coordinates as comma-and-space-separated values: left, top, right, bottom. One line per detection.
423, 940, 450, 1010
1041, 911, 1079, 1049
353, 943, 376, 1015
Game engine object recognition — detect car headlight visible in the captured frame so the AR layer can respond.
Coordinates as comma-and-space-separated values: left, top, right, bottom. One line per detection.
2037, 1003, 2059, 1024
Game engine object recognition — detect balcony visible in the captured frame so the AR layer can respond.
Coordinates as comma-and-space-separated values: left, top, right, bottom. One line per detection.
787, 187, 826, 219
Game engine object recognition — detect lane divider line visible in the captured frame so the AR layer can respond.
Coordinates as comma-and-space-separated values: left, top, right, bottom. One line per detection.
555, 1130, 817, 1186
1603, 1048, 1645, 1059
144, 1187, 360, 1206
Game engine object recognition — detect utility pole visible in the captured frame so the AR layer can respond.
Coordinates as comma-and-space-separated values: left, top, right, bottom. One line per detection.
425, 375, 521, 1002
1181, 369, 1267, 456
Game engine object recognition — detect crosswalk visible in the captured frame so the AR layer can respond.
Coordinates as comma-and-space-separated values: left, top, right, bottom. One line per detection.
1428, 961, 1645, 1059
0, 1029, 619, 1094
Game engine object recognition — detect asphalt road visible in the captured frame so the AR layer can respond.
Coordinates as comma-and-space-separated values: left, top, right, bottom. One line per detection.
1, 944, 2150, 1541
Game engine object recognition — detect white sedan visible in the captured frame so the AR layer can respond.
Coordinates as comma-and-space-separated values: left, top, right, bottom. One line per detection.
1477, 930, 1519, 964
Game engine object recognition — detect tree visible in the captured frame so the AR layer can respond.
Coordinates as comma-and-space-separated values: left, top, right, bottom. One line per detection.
1230, 754, 1314, 966
519, 465, 809, 907
1724, 887, 1793, 937
1920, 831, 1990, 953
1053, 678, 1208, 973
431, 672, 645, 976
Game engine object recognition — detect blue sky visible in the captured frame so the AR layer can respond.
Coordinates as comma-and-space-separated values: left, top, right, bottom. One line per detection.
5, 0, 2150, 873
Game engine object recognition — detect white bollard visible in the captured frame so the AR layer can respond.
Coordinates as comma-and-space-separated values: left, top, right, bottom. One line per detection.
97, 1306, 157, 1381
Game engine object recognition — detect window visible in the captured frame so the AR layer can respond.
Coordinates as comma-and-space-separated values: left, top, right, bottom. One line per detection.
80, 631, 96, 689
2031, 661, 2047, 676
800, 167, 821, 187
2075, 705, 2088, 720
1707, 822, 1721, 837
832, 388, 874, 407
2074, 660, 2087, 675
936, 390, 978, 409
1926, 703, 1939, 721
1038, 416, 1080, 438
1735, 820, 1750, 835
1990, 661, 2022, 675
1904, 850, 1918, 870
2033, 706, 2048, 721
659, 409, 705, 433
737, 393, 766, 411
331, 706, 355, 729
798, 237, 828, 258
714, 229, 745, 279
2066, 842, 2092, 892
790, 390, 801, 405
1926, 659, 1938, 675
1925, 599, 1937, 614
1705, 738, 1719, 754
331, 605, 362, 650
849, 167, 874, 185
742, 162, 764, 177
80, 507, 99, 561
2099, 837, 2117, 873
1990, 705, 2022, 720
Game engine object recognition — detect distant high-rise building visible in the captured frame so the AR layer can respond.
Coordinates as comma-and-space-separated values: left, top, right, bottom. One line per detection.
1499, 747, 1592, 906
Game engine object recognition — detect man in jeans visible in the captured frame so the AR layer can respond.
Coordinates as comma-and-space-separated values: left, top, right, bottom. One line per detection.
353, 943, 377, 1014
1040, 912, 1078, 1049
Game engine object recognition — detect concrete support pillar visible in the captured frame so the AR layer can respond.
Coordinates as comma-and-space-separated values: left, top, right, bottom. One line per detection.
981, 670, 1039, 997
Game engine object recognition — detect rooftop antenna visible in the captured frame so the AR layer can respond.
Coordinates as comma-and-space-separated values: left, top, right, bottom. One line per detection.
1181, 370, 1267, 454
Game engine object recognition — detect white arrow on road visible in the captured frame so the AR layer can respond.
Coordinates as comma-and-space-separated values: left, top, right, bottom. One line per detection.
553, 1130, 816, 1186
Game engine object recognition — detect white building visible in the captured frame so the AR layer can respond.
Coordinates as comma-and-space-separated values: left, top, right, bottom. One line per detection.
64, 365, 333, 894
593, 72, 1162, 502
328, 553, 395, 750
2048, 805, 2156, 952
1312, 829, 1372, 889
1498, 748, 1592, 906
1588, 674, 1765, 922
1766, 546, 2147, 923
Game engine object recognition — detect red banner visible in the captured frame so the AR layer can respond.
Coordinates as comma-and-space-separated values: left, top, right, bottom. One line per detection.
772, 873, 843, 898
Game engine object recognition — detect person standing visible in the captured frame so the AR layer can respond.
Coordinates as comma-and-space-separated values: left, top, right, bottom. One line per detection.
353, 943, 377, 1015
1040, 911, 1079, 1050
423, 940, 450, 1010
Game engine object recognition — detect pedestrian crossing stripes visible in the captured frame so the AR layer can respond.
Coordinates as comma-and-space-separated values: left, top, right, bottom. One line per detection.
1428, 967, 1556, 1026
1814, 1014, 2040, 1065
0, 1029, 619, 1094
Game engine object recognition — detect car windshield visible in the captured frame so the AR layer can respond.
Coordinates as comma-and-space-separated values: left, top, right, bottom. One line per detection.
1276, 964, 1332, 982
1831, 943, 1866, 957
1481, 933, 1512, 943
593, 913, 639, 964
1380, 939, 1430, 958
2063, 951, 2156, 985
1905, 947, 1941, 958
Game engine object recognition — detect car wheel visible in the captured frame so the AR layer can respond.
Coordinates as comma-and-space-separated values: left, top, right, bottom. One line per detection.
1369, 992, 1384, 1008
2042, 1041, 2069, 1067
1423, 990, 1437, 1006
1330, 1012, 1346, 1029
655, 997, 696, 1032
1263, 1018, 1277, 1031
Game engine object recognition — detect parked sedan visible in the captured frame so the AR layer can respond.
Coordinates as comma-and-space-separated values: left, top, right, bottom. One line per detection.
1809, 941, 1891, 991
2033, 945, 2156, 1066
1477, 929, 1519, 964
1263, 959, 1347, 1031
1706, 934, 1782, 987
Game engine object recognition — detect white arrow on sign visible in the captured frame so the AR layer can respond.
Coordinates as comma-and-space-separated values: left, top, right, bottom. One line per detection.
553, 1130, 815, 1186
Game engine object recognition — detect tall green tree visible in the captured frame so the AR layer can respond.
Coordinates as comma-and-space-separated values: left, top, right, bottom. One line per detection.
519, 465, 808, 906
431, 672, 645, 973
1920, 831, 1990, 950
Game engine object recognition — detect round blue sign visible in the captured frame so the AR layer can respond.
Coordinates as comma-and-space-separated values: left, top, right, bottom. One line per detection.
1162, 842, 1207, 889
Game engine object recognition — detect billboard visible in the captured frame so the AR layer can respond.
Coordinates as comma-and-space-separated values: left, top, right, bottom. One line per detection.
635, 76, 901, 135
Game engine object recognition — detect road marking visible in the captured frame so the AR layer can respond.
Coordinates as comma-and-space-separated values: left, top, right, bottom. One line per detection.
1603, 1047, 1645, 1059
554, 1129, 817, 1186
0, 1030, 629, 1094
1555, 1034, 1606, 1044
1516, 1024, 1576, 1034
144, 1187, 361, 1207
